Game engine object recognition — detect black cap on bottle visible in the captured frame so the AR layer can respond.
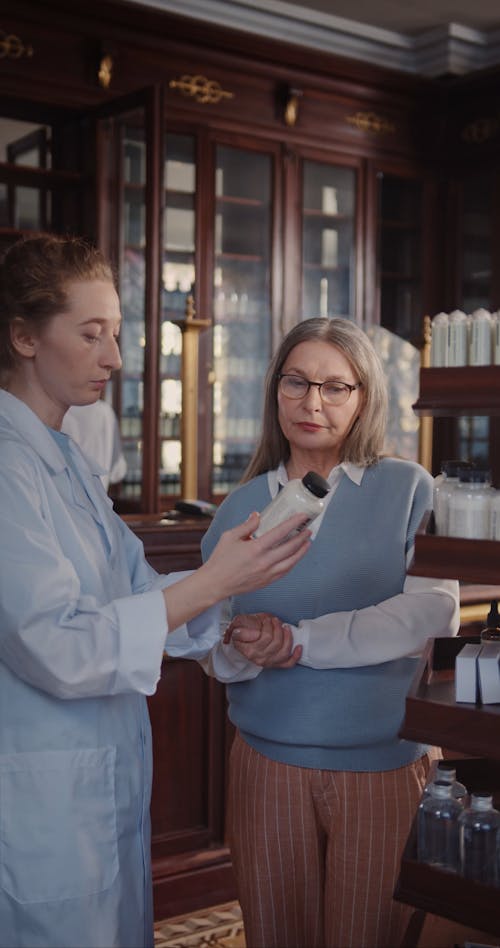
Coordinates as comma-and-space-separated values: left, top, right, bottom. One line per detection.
302, 471, 330, 498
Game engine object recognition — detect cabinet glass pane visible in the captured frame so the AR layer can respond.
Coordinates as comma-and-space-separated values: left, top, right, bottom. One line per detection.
116, 122, 147, 500
460, 175, 492, 312
302, 163, 356, 319
379, 175, 422, 345
0, 118, 54, 233
160, 133, 195, 496
212, 146, 272, 494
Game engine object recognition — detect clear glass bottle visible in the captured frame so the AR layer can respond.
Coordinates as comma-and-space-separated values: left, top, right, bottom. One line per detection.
459, 791, 500, 885
422, 761, 468, 804
448, 468, 493, 539
433, 460, 474, 536
417, 780, 462, 871
253, 471, 330, 539
480, 600, 500, 643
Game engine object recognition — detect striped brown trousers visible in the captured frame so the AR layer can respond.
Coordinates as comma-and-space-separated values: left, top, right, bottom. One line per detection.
228, 731, 440, 948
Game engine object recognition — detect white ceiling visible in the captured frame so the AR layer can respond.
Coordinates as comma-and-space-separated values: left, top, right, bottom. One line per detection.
282, 0, 500, 34
131, 0, 500, 76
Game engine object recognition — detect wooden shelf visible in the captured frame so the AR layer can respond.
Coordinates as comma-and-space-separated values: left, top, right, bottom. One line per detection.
409, 530, 500, 584
413, 366, 500, 416
395, 757, 500, 937
399, 636, 500, 760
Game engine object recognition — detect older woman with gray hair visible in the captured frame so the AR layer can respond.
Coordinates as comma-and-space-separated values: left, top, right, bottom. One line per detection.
201, 317, 459, 948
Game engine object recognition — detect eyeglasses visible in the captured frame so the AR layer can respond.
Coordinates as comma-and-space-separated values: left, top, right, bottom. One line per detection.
277, 373, 362, 406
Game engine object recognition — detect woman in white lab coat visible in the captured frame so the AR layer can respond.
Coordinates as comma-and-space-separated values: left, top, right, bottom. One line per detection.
0, 234, 310, 948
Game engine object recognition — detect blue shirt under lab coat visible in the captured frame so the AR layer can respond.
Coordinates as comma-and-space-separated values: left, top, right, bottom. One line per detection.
0, 390, 221, 948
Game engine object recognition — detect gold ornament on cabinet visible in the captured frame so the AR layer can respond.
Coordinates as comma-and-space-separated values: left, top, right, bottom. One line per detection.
169, 74, 234, 105
346, 111, 396, 135
98, 53, 113, 90
0, 30, 33, 59
284, 88, 303, 127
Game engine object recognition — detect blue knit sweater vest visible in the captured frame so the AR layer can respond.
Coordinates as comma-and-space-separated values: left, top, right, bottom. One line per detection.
202, 457, 433, 771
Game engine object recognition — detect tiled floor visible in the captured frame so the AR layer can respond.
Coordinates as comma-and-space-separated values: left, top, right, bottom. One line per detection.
154, 900, 245, 948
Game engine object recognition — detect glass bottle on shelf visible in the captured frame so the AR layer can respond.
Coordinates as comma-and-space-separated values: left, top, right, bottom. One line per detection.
422, 762, 468, 804
417, 780, 462, 872
458, 791, 500, 885
448, 468, 493, 539
480, 601, 500, 643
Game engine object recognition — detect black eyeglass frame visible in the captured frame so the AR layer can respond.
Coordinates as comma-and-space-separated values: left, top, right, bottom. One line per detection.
277, 373, 362, 404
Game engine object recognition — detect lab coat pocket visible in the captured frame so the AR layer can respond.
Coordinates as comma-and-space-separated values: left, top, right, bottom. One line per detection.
0, 746, 118, 903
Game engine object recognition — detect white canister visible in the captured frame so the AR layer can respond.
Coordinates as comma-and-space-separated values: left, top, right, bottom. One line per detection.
469, 308, 492, 366
490, 490, 500, 541
431, 312, 449, 367
492, 312, 500, 366
447, 310, 468, 367
434, 460, 475, 536
448, 469, 493, 540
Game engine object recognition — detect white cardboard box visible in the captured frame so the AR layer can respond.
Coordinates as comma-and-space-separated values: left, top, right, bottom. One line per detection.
455, 643, 482, 703
478, 642, 500, 703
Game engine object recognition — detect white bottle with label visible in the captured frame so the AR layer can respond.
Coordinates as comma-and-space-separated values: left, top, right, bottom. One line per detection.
253, 471, 330, 539
490, 490, 500, 540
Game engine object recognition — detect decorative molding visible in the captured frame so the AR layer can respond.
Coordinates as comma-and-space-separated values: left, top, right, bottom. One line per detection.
169, 74, 234, 104
346, 110, 395, 134
461, 117, 500, 143
129, 0, 500, 77
0, 29, 33, 59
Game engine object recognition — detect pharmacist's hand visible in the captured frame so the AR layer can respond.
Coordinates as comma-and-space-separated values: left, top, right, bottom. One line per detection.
203, 511, 311, 601
225, 612, 302, 668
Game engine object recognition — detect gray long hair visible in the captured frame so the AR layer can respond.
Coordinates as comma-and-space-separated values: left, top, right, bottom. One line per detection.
242, 317, 388, 482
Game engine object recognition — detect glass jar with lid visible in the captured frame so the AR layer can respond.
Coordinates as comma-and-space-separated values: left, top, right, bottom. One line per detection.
448, 469, 494, 539
433, 460, 475, 536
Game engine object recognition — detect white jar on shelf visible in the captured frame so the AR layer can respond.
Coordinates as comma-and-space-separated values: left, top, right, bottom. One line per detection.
433, 460, 474, 535
447, 310, 468, 366
430, 312, 448, 367
469, 308, 492, 365
448, 469, 494, 539
490, 490, 500, 541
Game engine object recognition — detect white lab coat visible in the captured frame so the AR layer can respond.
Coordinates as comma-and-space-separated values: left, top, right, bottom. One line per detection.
0, 390, 221, 948
62, 400, 127, 489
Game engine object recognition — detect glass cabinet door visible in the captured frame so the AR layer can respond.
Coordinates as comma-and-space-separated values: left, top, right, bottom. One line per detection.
302, 162, 356, 319
212, 145, 273, 494
378, 173, 423, 345
160, 133, 196, 498
460, 174, 492, 312
115, 120, 148, 502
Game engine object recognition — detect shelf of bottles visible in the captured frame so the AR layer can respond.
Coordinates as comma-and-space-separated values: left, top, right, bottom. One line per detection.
212, 145, 273, 494
378, 174, 422, 345
301, 162, 356, 319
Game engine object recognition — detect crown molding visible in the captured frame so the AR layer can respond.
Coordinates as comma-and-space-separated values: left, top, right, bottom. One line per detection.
128, 0, 500, 76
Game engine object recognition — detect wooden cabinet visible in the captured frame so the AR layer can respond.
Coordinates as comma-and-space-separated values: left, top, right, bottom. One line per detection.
395, 366, 500, 938
0, 0, 440, 514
